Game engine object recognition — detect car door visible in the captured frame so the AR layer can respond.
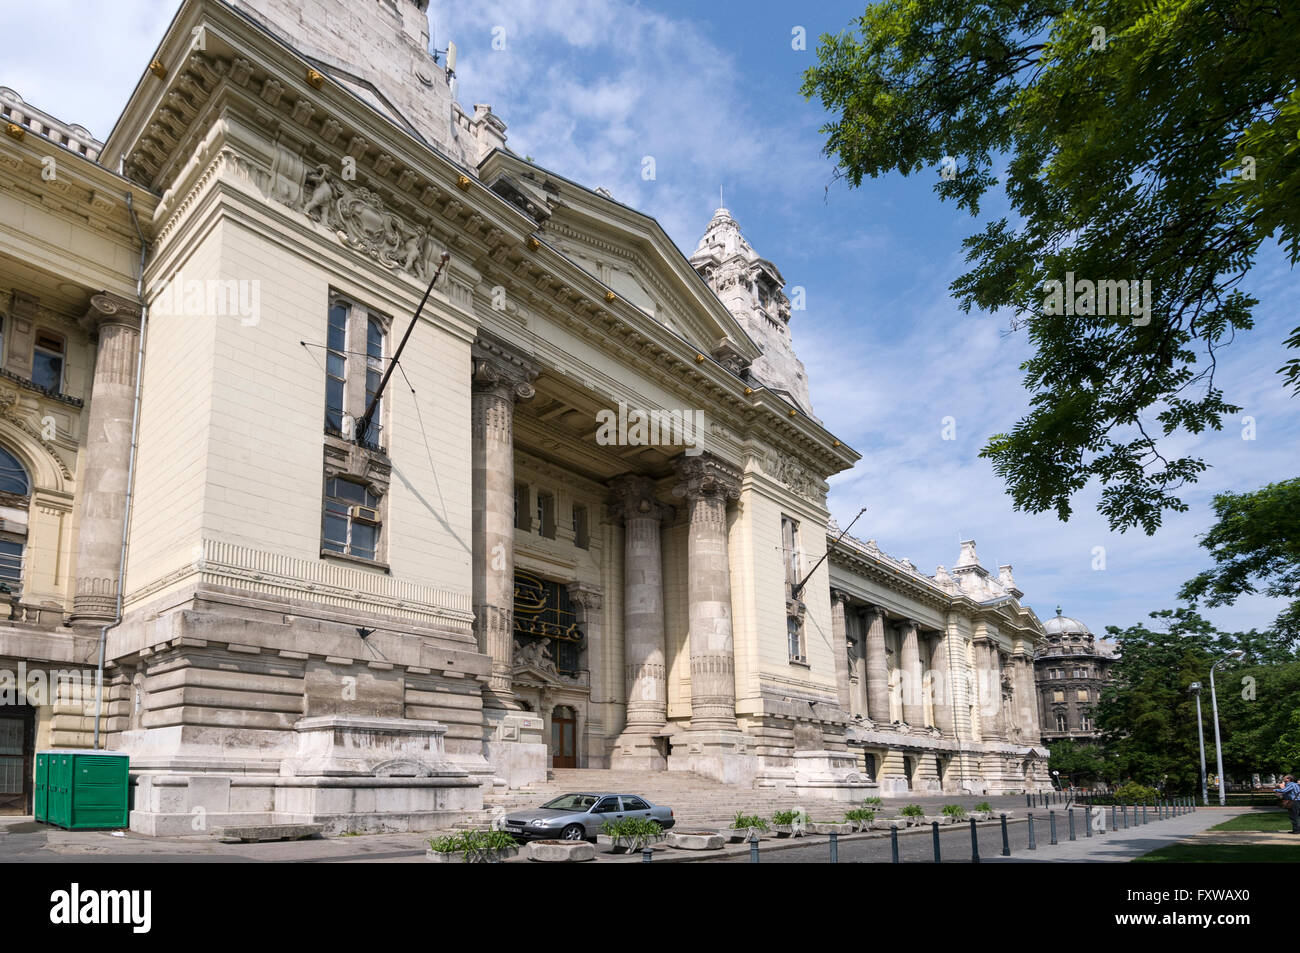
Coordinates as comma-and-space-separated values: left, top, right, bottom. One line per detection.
620, 795, 654, 822
589, 795, 623, 835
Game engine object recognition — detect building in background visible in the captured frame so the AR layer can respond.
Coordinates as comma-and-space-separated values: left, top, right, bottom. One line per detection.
0, 0, 1053, 831
1035, 609, 1118, 749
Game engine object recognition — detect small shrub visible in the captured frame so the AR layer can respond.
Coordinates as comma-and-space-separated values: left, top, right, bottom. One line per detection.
731, 811, 770, 831
974, 801, 992, 813
941, 804, 967, 818
844, 808, 875, 823
602, 816, 663, 850
863, 796, 884, 807
900, 804, 925, 818
428, 829, 517, 861
1115, 782, 1159, 803
772, 808, 811, 827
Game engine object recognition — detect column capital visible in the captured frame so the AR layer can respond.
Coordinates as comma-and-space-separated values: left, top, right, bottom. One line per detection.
80, 291, 142, 334
471, 334, 538, 401
607, 473, 673, 523
862, 603, 887, 622
566, 582, 603, 615
830, 588, 851, 606
671, 450, 741, 503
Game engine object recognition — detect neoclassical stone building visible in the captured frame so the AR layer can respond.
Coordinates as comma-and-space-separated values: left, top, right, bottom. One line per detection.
0, 0, 1051, 830
1034, 609, 1117, 747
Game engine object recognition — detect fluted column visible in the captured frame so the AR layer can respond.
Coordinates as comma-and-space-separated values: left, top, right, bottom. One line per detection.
929, 630, 954, 737
899, 619, 923, 726
830, 590, 852, 712
974, 637, 1003, 741
71, 293, 142, 625
1012, 650, 1038, 740
673, 451, 741, 732
609, 475, 671, 732
852, 610, 869, 720
471, 340, 536, 710
864, 606, 890, 723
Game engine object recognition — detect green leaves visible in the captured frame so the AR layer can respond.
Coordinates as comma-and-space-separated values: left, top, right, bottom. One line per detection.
804, 0, 1300, 533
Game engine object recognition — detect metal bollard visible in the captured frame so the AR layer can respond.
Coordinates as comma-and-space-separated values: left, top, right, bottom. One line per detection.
1000, 813, 1011, 856
1026, 793, 1032, 808
1068, 807, 1076, 841
932, 821, 941, 863
891, 825, 900, 863
970, 817, 980, 863
642, 847, 653, 863
749, 830, 760, 863
1085, 806, 1093, 836
1111, 804, 1117, 831
1122, 804, 1129, 829
1142, 803, 1147, 825
830, 831, 838, 864
1028, 812, 1036, 850
1050, 810, 1058, 845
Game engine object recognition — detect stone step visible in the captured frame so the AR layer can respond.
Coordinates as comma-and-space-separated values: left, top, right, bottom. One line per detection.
212, 823, 324, 843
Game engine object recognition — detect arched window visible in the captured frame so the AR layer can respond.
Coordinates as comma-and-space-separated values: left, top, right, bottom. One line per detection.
0, 445, 30, 596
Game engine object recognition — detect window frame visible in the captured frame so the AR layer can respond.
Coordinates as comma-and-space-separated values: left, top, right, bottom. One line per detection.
31, 330, 65, 395
321, 475, 382, 563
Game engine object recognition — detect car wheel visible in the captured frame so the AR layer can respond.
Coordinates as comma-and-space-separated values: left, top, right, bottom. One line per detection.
561, 823, 585, 841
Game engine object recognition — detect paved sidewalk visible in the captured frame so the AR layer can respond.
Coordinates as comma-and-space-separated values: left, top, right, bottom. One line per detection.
984, 807, 1243, 863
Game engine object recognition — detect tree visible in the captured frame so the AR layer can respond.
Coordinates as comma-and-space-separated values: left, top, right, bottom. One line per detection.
1047, 738, 1106, 786
801, 0, 1300, 535
1180, 477, 1300, 647
1095, 607, 1300, 790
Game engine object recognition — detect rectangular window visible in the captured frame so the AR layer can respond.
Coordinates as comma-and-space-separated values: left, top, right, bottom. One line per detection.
322, 476, 380, 561
32, 333, 64, 394
1080, 714, 1093, 731
1052, 690, 1065, 703
537, 492, 555, 539
325, 295, 388, 449
0, 536, 23, 597
1055, 714, 1068, 732
572, 504, 589, 549
788, 615, 805, 662
782, 515, 800, 596
1076, 689, 1089, 703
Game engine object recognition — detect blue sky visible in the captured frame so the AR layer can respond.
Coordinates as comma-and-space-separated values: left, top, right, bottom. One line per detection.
4, 0, 1296, 636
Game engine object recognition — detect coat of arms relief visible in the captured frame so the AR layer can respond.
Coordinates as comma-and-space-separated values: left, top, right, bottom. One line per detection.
269, 143, 445, 283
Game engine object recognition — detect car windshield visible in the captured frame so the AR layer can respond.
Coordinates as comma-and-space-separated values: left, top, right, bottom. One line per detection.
540, 794, 599, 811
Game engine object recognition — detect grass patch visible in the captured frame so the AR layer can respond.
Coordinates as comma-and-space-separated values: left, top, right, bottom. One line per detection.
1134, 843, 1299, 863
1209, 811, 1293, 832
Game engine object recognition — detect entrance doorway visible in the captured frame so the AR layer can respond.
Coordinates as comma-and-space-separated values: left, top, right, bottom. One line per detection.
902, 755, 915, 791
551, 705, 577, 768
0, 705, 34, 815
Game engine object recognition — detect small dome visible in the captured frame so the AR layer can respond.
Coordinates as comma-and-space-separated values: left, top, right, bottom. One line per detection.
1043, 607, 1092, 637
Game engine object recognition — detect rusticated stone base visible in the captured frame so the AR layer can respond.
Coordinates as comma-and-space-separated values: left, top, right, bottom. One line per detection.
667, 730, 756, 786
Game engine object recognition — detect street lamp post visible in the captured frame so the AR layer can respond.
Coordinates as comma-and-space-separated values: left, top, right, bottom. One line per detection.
1209, 651, 1245, 808
1190, 682, 1208, 806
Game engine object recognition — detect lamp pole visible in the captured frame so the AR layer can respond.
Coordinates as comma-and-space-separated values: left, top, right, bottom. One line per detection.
1189, 682, 1208, 806
1208, 651, 1244, 807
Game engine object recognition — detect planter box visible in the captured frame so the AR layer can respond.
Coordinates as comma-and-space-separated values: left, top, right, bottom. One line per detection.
425, 845, 520, 864
724, 827, 770, 843
813, 823, 853, 835
526, 840, 595, 863
844, 818, 875, 832
772, 824, 808, 838
667, 831, 725, 851
598, 833, 667, 854
969, 812, 991, 822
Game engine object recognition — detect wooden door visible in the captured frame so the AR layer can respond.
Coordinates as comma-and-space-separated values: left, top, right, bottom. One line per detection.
551, 707, 577, 768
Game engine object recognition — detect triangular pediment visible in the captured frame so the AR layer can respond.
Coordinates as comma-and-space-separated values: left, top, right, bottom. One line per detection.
478, 152, 761, 365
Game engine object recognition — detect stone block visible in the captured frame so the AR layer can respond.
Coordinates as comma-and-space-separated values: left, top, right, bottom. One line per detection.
526, 840, 596, 862
666, 831, 725, 850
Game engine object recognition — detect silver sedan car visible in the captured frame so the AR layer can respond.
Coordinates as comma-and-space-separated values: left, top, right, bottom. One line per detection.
500, 792, 675, 841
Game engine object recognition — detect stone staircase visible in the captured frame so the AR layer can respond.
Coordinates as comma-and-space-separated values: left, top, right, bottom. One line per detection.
453, 769, 864, 831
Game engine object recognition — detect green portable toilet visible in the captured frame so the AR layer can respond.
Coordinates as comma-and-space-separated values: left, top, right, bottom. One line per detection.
35, 750, 129, 830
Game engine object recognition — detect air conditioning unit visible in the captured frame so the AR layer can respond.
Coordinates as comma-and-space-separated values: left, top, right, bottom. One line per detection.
350, 505, 380, 524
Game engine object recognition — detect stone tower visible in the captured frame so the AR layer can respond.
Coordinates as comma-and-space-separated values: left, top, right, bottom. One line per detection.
690, 207, 814, 415
228, 0, 496, 165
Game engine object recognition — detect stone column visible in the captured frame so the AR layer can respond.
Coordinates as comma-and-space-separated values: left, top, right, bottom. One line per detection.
974, 637, 1003, 741
899, 619, 923, 727
673, 451, 742, 732
568, 583, 604, 766
852, 610, 869, 720
929, 630, 954, 737
830, 590, 852, 713
470, 339, 536, 709
608, 475, 670, 735
864, 605, 890, 723
71, 293, 142, 625
1012, 650, 1038, 741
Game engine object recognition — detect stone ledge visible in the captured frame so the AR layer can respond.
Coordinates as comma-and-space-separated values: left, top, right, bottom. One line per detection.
213, 823, 323, 843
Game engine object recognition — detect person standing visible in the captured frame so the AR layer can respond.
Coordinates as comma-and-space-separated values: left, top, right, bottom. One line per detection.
1274, 774, 1300, 833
